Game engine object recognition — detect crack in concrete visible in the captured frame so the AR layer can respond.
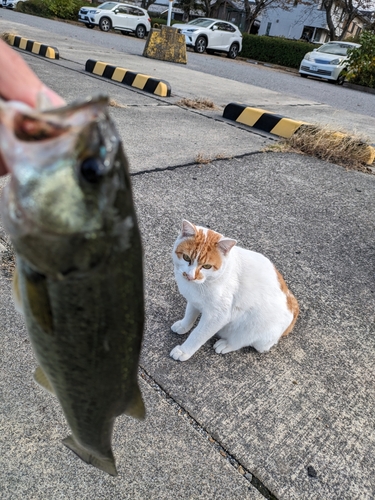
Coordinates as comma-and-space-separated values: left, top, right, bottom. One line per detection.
139, 366, 278, 500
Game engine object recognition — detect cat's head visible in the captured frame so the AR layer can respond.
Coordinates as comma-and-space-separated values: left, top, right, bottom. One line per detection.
173, 220, 236, 284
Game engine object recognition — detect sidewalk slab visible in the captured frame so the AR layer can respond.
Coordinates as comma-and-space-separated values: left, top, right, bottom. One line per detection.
0, 238, 261, 498
132, 152, 375, 499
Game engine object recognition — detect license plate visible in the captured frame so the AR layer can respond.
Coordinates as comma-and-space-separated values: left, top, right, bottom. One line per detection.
311, 65, 318, 71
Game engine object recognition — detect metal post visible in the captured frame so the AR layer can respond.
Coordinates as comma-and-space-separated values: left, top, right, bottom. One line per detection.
167, 0, 173, 26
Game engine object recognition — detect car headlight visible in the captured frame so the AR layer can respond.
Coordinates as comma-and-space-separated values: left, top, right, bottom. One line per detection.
329, 58, 342, 65
185, 29, 198, 33
304, 52, 312, 61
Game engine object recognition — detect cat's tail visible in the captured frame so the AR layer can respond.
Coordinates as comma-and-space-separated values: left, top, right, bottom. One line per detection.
274, 267, 299, 337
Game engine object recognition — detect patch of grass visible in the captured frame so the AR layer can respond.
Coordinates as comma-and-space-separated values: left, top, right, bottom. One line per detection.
109, 99, 127, 108
0, 32, 16, 43
267, 125, 375, 173
195, 152, 230, 164
176, 98, 220, 111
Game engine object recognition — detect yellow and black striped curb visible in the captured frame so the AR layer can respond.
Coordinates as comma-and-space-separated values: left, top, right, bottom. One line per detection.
223, 103, 305, 139
223, 103, 375, 165
6, 34, 59, 59
85, 59, 171, 97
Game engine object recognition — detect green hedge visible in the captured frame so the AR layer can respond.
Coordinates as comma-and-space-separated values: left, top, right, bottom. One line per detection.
240, 34, 317, 69
150, 18, 181, 28
16, 0, 93, 19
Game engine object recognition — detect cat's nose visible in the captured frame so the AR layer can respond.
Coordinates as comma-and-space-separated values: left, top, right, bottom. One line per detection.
183, 272, 194, 281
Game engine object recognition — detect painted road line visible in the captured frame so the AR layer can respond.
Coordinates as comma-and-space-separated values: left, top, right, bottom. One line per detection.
85, 59, 171, 97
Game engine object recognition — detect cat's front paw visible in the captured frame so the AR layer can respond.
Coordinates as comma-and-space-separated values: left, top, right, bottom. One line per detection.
170, 345, 192, 362
214, 339, 235, 354
171, 320, 191, 335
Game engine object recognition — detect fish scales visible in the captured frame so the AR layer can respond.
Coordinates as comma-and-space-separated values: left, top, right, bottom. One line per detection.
0, 96, 145, 476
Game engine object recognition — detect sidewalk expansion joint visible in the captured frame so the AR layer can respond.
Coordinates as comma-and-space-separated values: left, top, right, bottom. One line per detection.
139, 366, 278, 500
130, 150, 273, 177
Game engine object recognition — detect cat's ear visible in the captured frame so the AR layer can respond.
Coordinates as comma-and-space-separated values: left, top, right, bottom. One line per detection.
181, 220, 196, 238
217, 238, 237, 256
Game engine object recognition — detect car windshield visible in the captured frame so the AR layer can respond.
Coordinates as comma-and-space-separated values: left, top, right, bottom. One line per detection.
97, 2, 119, 9
187, 18, 214, 27
317, 43, 357, 56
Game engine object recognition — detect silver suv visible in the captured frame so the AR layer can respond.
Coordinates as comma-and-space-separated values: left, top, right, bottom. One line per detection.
78, 1, 151, 38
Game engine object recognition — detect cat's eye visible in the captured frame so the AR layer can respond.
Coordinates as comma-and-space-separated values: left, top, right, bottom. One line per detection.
202, 264, 212, 269
183, 254, 191, 263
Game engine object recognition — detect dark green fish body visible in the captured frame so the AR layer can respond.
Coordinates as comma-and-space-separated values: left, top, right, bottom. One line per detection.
0, 96, 145, 475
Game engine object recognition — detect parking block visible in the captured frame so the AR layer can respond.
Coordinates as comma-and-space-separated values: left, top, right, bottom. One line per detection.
4, 34, 59, 59
85, 59, 171, 97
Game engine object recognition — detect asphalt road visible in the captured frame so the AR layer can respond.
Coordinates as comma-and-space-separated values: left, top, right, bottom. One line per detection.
0, 8, 374, 118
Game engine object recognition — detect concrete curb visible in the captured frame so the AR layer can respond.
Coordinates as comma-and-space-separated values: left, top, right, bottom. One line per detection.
223, 103, 375, 165
85, 59, 171, 97
5, 34, 59, 59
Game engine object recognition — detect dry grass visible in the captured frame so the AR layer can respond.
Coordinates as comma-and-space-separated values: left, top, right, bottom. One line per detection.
1, 32, 16, 43
176, 98, 220, 111
195, 152, 231, 164
108, 99, 127, 108
267, 125, 375, 173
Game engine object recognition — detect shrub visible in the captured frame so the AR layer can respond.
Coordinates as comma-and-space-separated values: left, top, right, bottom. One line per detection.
345, 31, 375, 89
16, 0, 51, 17
150, 18, 180, 28
240, 34, 316, 69
17, 0, 89, 20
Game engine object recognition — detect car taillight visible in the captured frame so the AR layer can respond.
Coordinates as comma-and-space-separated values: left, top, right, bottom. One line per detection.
148, 17, 151, 22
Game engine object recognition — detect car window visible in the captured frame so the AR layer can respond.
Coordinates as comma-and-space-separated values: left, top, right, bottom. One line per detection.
317, 43, 357, 56
187, 18, 214, 28
214, 23, 225, 31
221, 22, 236, 32
129, 7, 144, 16
117, 6, 130, 14
97, 2, 119, 10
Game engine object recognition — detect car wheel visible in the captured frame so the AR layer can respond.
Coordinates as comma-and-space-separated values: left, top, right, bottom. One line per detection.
135, 24, 146, 38
99, 17, 112, 32
227, 43, 239, 59
299, 73, 308, 78
85, 23, 95, 29
194, 36, 207, 54
336, 72, 346, 85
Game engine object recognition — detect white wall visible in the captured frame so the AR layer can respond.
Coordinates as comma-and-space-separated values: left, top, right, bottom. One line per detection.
258, 5, 327, 39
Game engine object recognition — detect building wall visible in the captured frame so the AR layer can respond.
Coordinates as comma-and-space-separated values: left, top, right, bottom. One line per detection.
258, 4, 327, 39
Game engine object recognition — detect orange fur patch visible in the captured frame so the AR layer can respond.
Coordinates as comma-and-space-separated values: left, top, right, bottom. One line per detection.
176, 227, 224, 280
275, 267, 299, 337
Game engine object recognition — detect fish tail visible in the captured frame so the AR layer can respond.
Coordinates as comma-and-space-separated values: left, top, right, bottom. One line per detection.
124, 383, 146, 420
62, 435, 118, 476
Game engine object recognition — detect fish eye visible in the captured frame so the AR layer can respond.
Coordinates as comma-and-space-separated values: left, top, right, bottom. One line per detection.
202, 264, 212, 269
182, 254, 191, 263
80, 157, 104, 183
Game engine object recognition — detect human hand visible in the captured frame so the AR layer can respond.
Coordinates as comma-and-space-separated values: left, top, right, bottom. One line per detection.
0, 40, 65, 176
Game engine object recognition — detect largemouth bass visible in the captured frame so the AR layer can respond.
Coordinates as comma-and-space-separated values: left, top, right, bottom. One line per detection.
0, 95, 145, 476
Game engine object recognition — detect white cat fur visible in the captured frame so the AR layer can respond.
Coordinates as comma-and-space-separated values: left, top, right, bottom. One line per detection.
170, 220, 297, 362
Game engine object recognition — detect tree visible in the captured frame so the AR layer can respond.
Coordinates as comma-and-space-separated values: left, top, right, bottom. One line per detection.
321, 0, 373, 40
173, 0, 203, 21
243, 0, 296, 34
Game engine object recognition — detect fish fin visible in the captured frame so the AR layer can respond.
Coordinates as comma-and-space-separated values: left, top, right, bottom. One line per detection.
34, 366, 55, 395
12, 266, 23, 314
62, 435, 118, 476
24, 269, 53, 334
124, 384, 146, 420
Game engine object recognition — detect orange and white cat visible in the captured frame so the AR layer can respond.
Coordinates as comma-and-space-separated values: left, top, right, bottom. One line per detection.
170, 220, 299, 362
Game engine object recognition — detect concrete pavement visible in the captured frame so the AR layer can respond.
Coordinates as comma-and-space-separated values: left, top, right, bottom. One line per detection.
1, 17, 375, 500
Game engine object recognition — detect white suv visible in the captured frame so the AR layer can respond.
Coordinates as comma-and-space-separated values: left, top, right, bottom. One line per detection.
2, 0, 26, 8
78, 1, 151, 39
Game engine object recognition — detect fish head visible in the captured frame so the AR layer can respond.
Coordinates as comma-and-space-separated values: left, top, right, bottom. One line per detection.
0, 96, 133, 277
